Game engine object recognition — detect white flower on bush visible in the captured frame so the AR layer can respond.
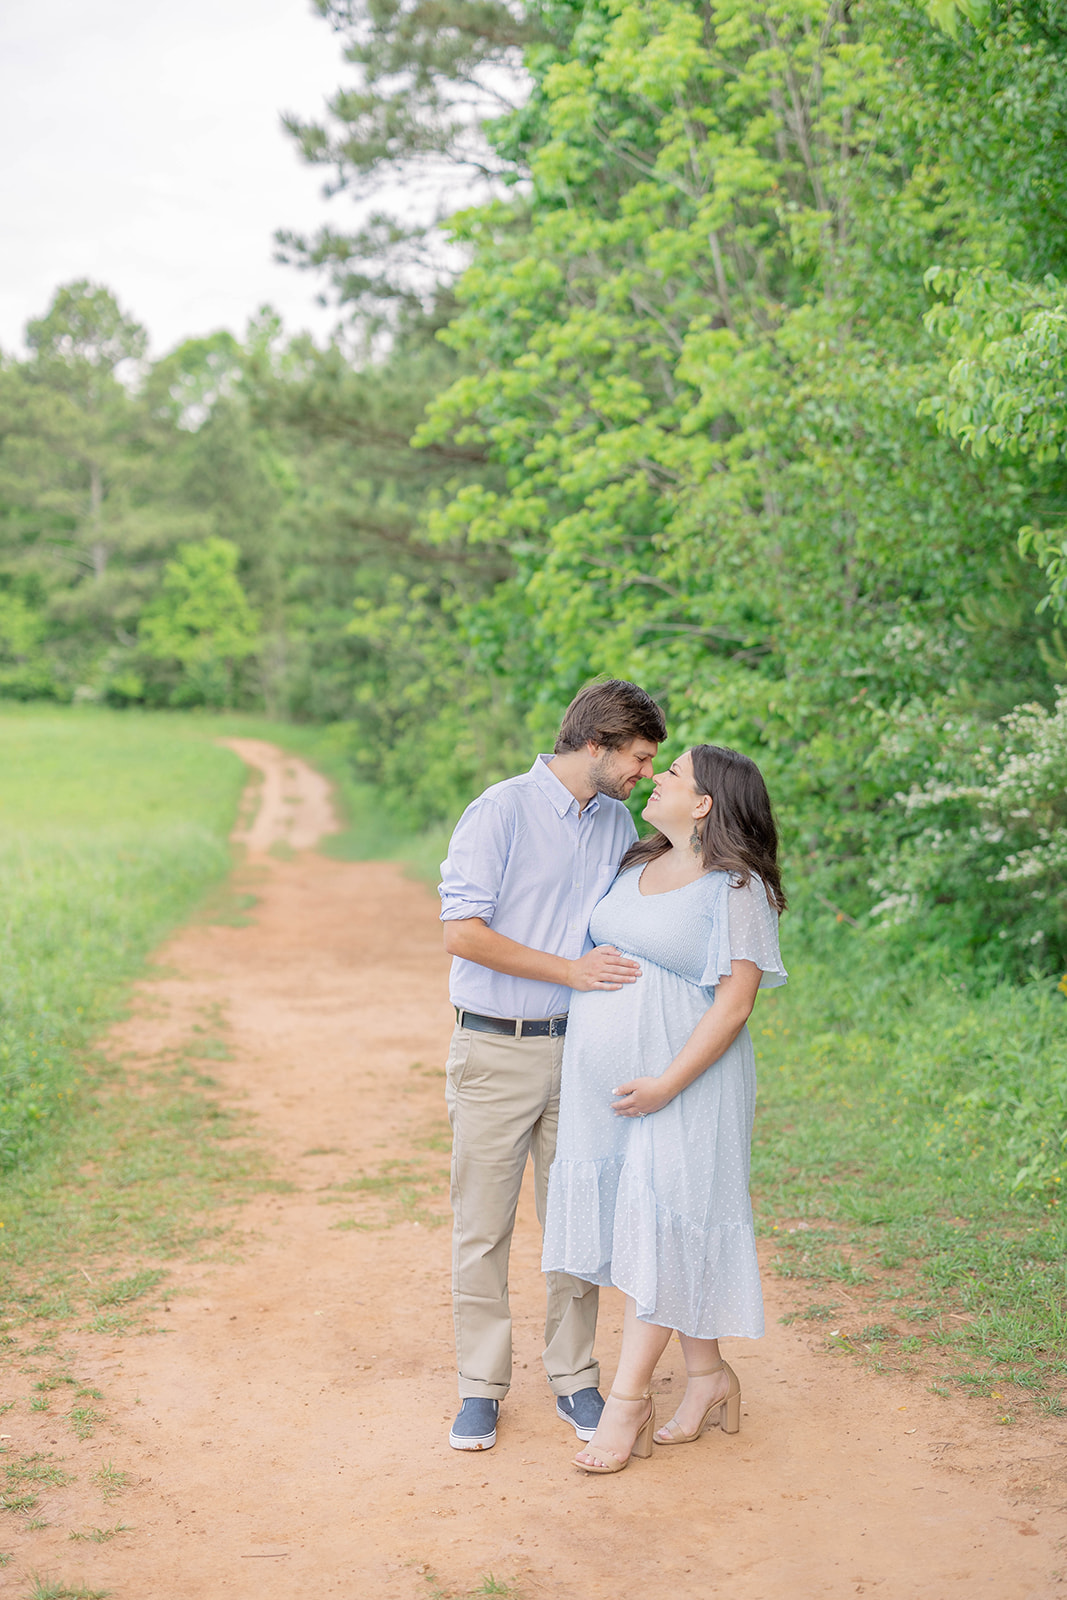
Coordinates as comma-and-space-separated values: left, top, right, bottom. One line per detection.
881, 622, 966, 675
869, 689, 1067, 939
868, 891, 916, 924
992, 834, 1067, 882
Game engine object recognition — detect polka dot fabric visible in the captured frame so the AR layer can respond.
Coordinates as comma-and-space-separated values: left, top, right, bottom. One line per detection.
542, 865, 787, 1339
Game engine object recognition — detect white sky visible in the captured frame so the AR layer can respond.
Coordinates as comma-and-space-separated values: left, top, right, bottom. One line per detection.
0, 0, 368, 357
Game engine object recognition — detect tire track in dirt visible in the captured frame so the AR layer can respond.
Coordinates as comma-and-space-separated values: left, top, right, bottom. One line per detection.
3, 743, 1063, 1598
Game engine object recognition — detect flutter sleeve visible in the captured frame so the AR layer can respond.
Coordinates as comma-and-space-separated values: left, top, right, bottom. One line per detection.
726, 875, 788, 989
697, 872, 787, 989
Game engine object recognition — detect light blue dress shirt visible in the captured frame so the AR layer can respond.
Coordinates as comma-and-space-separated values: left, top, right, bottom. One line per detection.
439, 754, 639, 1020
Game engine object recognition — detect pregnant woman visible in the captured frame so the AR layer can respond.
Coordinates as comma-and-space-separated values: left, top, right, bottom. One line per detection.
542, 744, 786, 1474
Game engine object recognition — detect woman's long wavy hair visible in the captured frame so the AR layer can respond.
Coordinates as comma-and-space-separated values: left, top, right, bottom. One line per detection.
619, 744, 786, 913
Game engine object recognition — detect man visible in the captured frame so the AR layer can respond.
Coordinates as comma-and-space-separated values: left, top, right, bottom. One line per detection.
439, 679, 667, 1451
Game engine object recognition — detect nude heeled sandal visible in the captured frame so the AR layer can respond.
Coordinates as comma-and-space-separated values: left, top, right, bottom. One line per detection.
573, 1392, 656, 1475
653, 1360, 741, 1444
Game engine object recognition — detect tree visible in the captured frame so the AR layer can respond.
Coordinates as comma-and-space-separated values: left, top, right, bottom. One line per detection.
0, 283, 217, 696
290, 0, 1067, 964
19, 281, 151, 584
277, 1, 557, 322
138, 537, 260, 707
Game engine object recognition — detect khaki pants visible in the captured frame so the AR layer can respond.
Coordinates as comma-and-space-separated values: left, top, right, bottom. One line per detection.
445, 1023, 600, 1401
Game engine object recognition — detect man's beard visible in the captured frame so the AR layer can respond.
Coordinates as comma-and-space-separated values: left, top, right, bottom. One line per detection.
588, 753, 630, 800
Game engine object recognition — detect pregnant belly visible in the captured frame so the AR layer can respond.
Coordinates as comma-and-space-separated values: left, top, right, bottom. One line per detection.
566, 959, 713, 1079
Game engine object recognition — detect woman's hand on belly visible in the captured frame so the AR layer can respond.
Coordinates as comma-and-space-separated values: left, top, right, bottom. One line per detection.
612, 1076, 673, 1117
612, 961, 764, 1117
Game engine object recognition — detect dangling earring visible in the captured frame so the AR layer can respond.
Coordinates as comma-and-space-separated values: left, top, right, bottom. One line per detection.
690, 801, 710, 856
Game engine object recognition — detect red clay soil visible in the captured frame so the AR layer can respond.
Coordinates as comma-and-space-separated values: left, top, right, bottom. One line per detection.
2, 742, 1064, 1599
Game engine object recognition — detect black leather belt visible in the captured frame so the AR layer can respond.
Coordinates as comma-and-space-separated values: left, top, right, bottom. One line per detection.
456, 1009, 568, 1039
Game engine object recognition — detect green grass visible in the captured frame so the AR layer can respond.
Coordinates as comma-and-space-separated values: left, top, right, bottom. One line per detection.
4, 1455, 74, 1490
0, 705, 246, 1172
88, 1465, 128, 1502
92, 1270, 166, 1307
65, 1408, 103, 1442
423, 1575, 521, 1600
0, 1494, 39, 1514
0, 1058, 262, 1330
0, 705, 268, 1325
323, 1156, 449, 1232
23, 1579, 110, 1600
752, 922, 1067, 1411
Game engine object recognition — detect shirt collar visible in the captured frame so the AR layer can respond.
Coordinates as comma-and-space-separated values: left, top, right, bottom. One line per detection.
530, 754, 600, 818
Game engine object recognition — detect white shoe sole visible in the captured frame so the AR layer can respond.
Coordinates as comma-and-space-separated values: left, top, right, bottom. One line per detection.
556, 1403, 599, 1441
449, 1428, 496, 1450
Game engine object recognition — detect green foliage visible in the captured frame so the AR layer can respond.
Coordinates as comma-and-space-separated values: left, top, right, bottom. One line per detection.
0, 283, 182, 660
867, 691, 1067, 974
138, 537, 260, 706
0, 584, 52, 699
921, 267, 1067, 618
397, 0, 1059, 955
277, 0, 548, 318
287, 0, 535, 182
0, 293, 298, 712
7, 0, 1067, 983
241, 306, 495, 739
340, 576, 519, 827
922, 268, 1067, 464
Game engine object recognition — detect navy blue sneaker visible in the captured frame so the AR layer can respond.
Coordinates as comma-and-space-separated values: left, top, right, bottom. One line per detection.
449, 1397, 499, 1451
556, 1387, 605, 1441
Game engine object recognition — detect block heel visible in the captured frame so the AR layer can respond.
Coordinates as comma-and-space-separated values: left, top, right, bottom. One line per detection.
654, 1360, 741, 1445
573, 1392, 656, 1475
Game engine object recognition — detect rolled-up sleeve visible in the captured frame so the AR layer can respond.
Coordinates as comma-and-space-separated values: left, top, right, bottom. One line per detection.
439, 797, 512, 924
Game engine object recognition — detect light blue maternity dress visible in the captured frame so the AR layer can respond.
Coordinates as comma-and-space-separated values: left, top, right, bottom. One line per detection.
542, 865, 786, 1339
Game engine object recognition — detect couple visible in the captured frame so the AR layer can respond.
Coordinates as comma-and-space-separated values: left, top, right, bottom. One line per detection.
439, 680, 786, 1473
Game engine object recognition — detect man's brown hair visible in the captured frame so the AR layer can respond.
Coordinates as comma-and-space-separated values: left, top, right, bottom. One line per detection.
554, 679, 667, 754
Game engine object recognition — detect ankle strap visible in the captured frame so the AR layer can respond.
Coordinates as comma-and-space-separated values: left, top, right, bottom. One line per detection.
685, 1363, 724, 1377
609, 1390, 651, 1403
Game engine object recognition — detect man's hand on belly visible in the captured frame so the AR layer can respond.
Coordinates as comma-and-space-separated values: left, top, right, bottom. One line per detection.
567, 945, 641, 992
443, 919, 639, 992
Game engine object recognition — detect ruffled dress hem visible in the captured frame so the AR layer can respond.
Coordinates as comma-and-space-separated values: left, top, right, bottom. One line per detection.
543, 1153, 765, 1341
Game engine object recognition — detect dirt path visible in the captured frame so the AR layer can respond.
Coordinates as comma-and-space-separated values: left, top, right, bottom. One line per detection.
5, 744, 1064, 1598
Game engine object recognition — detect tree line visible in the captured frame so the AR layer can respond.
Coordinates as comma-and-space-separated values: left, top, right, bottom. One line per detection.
3, 0, 1067, 978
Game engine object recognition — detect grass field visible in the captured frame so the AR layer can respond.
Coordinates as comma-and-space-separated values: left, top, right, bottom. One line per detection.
750, 925, 1067, 1418
0, 705, 269, 1334
0, 706, 247, 1172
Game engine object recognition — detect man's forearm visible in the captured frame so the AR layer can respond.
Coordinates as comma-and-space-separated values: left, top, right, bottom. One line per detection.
443, 917, 574, 988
